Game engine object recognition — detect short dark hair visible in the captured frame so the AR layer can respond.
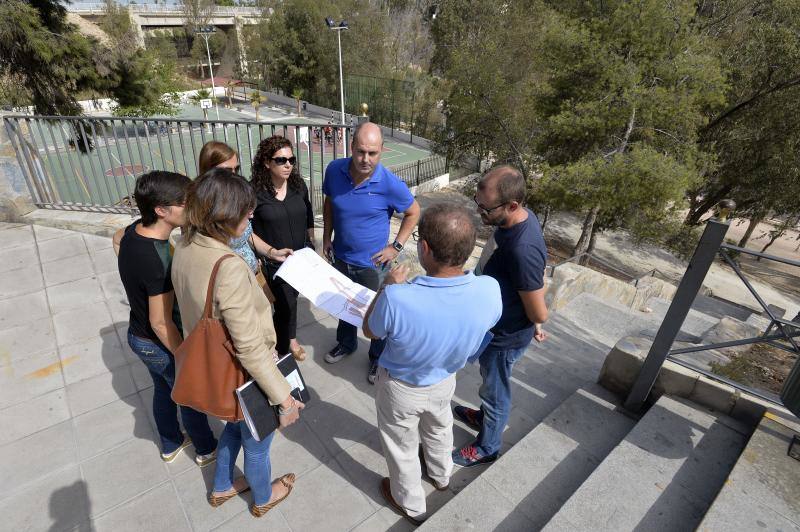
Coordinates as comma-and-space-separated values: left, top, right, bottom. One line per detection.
418, 203, 476, 267
478, 165, 526, 204
134, 171, 191, 227
185, 168, 255, 245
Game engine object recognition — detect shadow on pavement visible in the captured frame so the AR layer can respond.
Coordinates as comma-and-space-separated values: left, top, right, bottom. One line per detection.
48, 480, 93, 532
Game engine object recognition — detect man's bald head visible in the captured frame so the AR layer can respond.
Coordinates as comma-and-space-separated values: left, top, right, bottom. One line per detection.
352, 121, 383, 145
478, 165, 526, 205
418, 203, 477, 268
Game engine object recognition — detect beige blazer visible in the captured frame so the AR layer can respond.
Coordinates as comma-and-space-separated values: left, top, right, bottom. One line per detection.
172, 232, 291, 405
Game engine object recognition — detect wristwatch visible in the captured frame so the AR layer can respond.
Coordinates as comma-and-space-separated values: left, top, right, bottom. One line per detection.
391, 240, 403, 252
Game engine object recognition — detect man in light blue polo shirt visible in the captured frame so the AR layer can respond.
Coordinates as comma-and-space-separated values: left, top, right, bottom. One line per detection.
322, 122, 421, 384
363, 203, 502, 524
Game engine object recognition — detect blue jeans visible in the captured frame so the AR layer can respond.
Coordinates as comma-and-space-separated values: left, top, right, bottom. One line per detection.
474, 345, 527, 456
333, 258, 386, 362
127, 331, 217, 455
213, 421, 276, 505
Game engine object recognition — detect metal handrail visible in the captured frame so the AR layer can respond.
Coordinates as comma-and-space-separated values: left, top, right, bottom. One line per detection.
1, 114, 352, 129
625, 215, 800, 413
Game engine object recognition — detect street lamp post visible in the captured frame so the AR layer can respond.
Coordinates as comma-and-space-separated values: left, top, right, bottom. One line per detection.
195, 25, 220, 121
325, 17, 349, 126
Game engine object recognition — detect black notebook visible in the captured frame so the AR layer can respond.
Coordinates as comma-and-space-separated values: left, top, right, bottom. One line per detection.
236, 354, 311, 441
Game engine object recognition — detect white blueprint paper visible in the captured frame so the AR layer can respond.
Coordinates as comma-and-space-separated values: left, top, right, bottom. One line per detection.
274, 248, 376, 327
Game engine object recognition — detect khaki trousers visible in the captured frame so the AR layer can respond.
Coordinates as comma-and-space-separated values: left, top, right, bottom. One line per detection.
375, 366, 456, 518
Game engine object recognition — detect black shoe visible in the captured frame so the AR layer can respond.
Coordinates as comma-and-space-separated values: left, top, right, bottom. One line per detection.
324, 345, 353, 364
367, 361, 379, 384
453, 404, 483, 431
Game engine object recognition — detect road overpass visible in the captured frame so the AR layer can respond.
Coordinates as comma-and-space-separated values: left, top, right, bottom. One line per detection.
67, 4, 266, 75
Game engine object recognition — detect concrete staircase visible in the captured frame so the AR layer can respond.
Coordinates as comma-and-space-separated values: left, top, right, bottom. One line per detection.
699, 413, 800, 531
543, 395, 750, 531
556, 292, 722, 348
424, 391, 753, 531
419, 292, 781, 531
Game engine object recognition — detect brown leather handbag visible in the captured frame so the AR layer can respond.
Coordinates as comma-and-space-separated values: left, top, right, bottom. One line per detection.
172, 254, 247, 422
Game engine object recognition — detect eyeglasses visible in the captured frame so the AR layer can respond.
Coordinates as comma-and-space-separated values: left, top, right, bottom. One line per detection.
411, 230, 420, 242
473, 195, 507, 214
271, 156, 296, 166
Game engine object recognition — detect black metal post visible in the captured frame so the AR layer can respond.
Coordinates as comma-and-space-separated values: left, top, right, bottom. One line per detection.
624, 218, 730, 412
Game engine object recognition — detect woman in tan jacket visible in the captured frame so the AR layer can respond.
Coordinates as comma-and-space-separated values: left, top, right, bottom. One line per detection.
172, 167, 304, 517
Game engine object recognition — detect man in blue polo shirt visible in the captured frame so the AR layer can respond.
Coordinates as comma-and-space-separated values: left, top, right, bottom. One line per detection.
322, 121, 421, 384
362, 203, 501, 524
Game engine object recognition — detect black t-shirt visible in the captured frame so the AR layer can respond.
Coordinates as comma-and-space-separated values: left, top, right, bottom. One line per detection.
251, 181, 315, 255
118, 221, 181, 350
483, 209, 547, 349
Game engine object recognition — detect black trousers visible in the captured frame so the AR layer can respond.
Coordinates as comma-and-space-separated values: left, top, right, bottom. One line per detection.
263, 261, 299, 355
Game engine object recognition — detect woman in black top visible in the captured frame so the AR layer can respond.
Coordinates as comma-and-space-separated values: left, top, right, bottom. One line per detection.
251, 136, 315, 361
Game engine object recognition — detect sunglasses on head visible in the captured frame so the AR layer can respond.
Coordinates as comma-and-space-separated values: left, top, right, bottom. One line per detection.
271, 156, 296, 166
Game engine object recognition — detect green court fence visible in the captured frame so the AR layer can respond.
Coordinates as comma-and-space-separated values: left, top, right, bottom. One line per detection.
3, 114, 447, 216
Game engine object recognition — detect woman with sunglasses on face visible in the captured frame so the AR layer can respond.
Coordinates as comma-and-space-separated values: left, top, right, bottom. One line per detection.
251, 136, 316, 362
198, 141, 294, 276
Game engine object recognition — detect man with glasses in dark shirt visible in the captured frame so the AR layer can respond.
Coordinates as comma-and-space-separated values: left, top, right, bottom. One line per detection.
452, 165, 549, 467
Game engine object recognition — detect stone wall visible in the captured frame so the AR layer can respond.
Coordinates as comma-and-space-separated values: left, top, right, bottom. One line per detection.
0, 113, 36, 222
546, 262, 677, 313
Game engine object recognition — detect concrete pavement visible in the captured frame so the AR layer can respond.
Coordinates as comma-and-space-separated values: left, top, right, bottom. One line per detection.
0, 221, 538, 531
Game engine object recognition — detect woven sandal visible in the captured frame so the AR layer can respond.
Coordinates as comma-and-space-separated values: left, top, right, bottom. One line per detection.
250, 473, 296, 517
208, 480, 251, 508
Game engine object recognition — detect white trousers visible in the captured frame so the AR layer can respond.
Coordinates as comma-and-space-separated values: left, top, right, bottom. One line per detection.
375, 367, 456, 518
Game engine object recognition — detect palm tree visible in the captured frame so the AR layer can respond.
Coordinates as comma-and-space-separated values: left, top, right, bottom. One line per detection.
250, 90, 264, 122
291, 88, 304, 116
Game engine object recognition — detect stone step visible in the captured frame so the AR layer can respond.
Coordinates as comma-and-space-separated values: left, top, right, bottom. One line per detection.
698, 413, 800, 531
420, 384, 636, 531
543, 395, 752, 532
692, 293, 753, 321
644, 296, 720, 339
558, 292, 662, 348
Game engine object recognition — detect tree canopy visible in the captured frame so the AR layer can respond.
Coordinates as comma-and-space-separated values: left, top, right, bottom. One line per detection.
432, 0, 727, 254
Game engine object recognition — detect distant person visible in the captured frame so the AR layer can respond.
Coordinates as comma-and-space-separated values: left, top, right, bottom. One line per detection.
322, 122, 421, 383
172, 168, 303, 517
324, 124, 333, 145
198, 141, 294, 279
116, 171, 217, 466
363, 203, 502, 524
251, 136, 316, 362
452, 165, 549, 467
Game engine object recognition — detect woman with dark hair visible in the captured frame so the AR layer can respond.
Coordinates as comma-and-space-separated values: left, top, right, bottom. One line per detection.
251, 135, 315, 362
198, 141, 293, 275
172, 167, 304, 517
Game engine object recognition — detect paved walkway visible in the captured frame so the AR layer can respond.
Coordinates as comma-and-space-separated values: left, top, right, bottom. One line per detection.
0, 221, 545, 531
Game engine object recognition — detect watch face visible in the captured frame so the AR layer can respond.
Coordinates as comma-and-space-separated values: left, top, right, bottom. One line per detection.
392, 241, 403, 252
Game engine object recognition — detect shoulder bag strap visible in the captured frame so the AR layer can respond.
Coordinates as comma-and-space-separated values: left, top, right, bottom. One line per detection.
202, 254, 236, 319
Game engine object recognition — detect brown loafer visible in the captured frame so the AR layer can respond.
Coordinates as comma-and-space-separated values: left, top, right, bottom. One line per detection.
208, 479, 250, 507
290, 346, 306, 362
380, 477, 425, 526
250, 473, 295, 517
